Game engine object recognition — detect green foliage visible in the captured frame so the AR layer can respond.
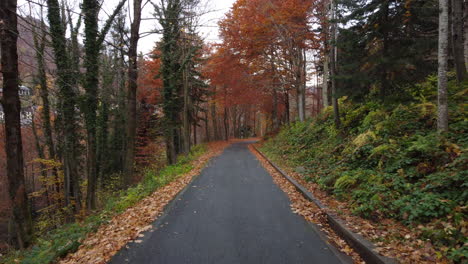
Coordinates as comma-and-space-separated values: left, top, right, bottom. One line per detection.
393, 191, 455, 224
3, 145, 207, 264
408, 74, 438, 102
261, 74, 467, 261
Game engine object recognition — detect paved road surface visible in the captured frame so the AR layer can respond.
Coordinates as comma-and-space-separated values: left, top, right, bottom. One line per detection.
110, 142, 346, 264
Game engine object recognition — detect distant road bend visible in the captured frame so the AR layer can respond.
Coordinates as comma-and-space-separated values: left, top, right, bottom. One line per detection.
110, 142, 348, 264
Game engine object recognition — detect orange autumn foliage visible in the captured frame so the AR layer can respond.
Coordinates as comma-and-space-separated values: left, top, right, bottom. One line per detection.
137, 49, 163, 105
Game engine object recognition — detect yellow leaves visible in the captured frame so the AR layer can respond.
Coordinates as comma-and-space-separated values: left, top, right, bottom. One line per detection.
415, 102, 436, 117
33, 158, 62, 168
445, 143, 462, 156
352, 130, 377, 149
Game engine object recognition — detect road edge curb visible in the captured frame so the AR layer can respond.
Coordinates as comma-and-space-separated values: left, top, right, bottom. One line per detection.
252, 145, 398, 264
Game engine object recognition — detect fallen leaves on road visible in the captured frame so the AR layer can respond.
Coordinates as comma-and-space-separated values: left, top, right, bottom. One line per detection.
59, 141, 230, 264
249, 145, 364, 263
251, 145, 449, 264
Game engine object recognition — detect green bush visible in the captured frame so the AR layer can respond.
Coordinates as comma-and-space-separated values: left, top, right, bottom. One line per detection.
393, 191, 455, 224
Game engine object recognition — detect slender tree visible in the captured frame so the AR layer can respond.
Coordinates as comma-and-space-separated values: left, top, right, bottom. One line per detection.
465, 1, 468, 68
330, 0, 340, 128
82, 0, 126, 209
108, 10, 129, 176
438, 0, 449, 132
154, 0, 184, 164
0, 0, 33, 248
46, 0, 82, 213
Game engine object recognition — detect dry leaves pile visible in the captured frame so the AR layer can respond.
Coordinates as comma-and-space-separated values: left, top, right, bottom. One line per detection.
248, 145, 364, 263
252, 146, 449, 264
59, 141, 230, 264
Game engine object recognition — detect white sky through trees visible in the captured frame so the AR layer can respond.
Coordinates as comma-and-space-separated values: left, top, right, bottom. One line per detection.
17, 0, 236, 54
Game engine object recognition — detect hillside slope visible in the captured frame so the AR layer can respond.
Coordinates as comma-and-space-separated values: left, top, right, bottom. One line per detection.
261, 76, 467, 262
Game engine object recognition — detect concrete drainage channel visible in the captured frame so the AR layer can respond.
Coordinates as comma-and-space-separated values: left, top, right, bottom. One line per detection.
252, 145, 398, 264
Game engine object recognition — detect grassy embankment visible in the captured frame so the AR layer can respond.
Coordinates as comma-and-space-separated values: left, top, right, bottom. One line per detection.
2, 145, 207, 264
261, 75, 467, 262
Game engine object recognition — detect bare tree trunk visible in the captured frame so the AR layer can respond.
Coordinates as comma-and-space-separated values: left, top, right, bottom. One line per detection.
322, 1, 330, 109
330, 0, 341, 128
284, 91, 290, 124
451, 0, 467, 82
123, 0, 142, 186
204, 109, 210, 142
302, 48, 307, 118
322, 55, 330, 108
296, 49, 306, 122
269, 55, 280, 129
211, 86, 219, 140
438, 0, 449, 132
272, 89, 279, 129
0, 0, 32, 248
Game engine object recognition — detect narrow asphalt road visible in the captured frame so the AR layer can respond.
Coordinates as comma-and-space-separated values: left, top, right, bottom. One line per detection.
110, 142, 346, 264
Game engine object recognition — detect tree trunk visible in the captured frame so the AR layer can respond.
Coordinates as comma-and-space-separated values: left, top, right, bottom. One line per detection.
96, 102, 109, 179
322, 0, 330, 109
302, 48, 307, 118
330, 0, 341, 128
0, 0, 32, 248
166, 128, 177, 164
32, 19, 61, 195
272, 89, 279, 129
123, 0, 142, 185
46, 0, 82, 213
296, 49, 306, 122
193, 123, 197, 145
211, 87, 219, 140
224, 107, 229, 141
451, 0, 467, 82
322, 55, 330, 108
438, 0, 449, 132
379, 1, 390, 100
232, 106, 238, 138
464, 1, 468, 68
182, 46, 191, 154
83, 0, 100, 210
83, 0, 126, 208
284, 91, 290, 124
204, 110, 210, 142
